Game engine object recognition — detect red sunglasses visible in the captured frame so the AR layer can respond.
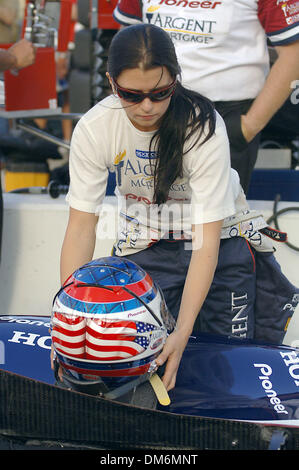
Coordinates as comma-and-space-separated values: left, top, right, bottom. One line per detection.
112, 78, 177, 103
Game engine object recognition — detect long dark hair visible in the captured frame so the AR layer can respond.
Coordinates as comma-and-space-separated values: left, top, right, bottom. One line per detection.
107, 24, 216, 205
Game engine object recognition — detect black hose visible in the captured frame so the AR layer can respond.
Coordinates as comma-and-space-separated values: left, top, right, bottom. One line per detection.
266, 194, 299, 252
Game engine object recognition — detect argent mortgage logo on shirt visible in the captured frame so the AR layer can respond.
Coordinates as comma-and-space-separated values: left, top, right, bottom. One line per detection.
148, 1, 222, 11
144, 0, 228, 45
114, 149, 157, 188
113, 148, 189, 196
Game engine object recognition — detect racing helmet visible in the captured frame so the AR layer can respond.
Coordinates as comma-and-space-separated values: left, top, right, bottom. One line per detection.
51, 256, 175, 399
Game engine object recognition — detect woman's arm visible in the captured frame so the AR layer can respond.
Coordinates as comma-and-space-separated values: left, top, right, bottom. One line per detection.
241, 40, 299, 142
156, 219, 223, 390
51, 207, 98, 372
60, 207, 99, 285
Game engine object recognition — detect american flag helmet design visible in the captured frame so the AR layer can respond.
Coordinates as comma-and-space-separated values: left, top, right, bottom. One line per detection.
51, 257, 174, 389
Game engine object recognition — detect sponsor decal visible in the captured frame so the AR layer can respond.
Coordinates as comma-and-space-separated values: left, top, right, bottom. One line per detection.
125, 192, 190, 205
114, 149, 156, 188
231, 292, 248, 337
150, 337, 164, 349
277, 0, 299, 25
253, 351, 299, 416
114, 149, 126, 187
113, 148, 189, 193
229, 221, 262, 247
111, 147, 196, 252
125, 193, 152, 205
0, 316, 52, 362
128, 310, 145, 317
149, 1, 222, 10
8, 330, 52, 350
153, 14, 216, 37
135, 149, 158, 159
114, 149, 126, 165
144, 1, 222, 44
283, 303, 297, 313
150, 329, 165, 350
259, 226, 287, 242
280, 350, 299, 386
254, 363, 288, 415
0, 316, 50, 328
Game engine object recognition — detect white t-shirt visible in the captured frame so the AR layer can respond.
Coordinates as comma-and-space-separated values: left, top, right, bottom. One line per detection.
113, 0, 299, 101
67, 94, 243, 255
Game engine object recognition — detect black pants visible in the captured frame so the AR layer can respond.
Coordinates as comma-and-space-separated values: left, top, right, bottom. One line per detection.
215, 99, 260, 195
122, 237, 299, 344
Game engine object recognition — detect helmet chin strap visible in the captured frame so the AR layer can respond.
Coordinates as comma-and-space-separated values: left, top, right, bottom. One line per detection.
106, 372, 171, 407
56, 358, 170, 406
150, 373, 171, 406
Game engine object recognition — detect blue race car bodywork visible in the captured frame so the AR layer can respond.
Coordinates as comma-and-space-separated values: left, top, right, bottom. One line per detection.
1, 314, 299, 428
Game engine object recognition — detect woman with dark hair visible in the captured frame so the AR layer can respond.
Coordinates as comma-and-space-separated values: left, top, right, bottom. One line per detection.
106, 23, 217, 206
60, 24, 299, 391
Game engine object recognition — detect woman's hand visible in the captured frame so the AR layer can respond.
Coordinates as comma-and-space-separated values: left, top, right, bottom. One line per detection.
155, 221, 222, 391
155, 329, 189, 391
